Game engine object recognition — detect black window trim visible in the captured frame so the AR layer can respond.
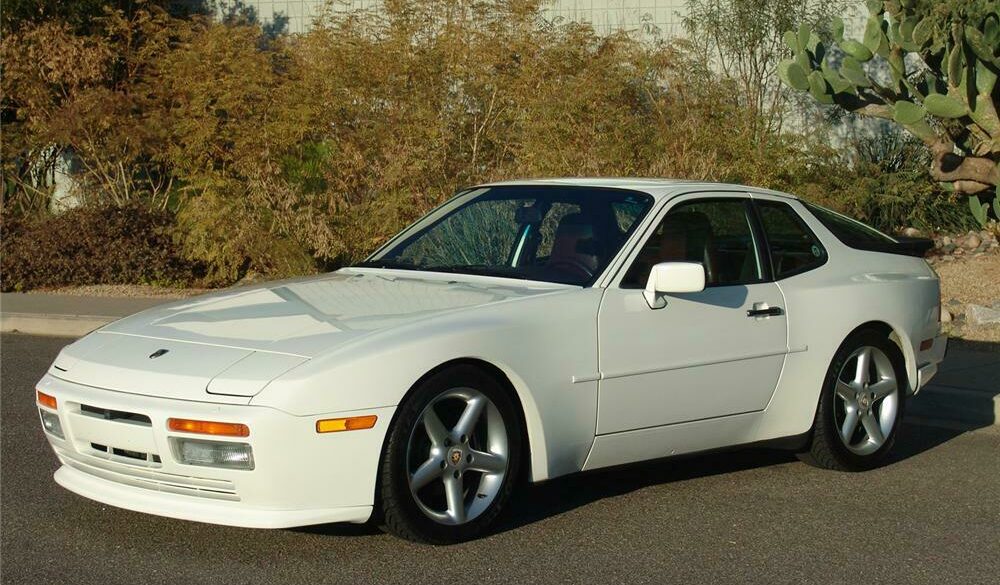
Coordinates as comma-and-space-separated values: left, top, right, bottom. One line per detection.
751, 199, 829, 281
801, 200, 934, 257
617, 195, 770, 290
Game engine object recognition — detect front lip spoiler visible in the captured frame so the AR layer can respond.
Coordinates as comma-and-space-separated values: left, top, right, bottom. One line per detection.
54, 465, 373, 529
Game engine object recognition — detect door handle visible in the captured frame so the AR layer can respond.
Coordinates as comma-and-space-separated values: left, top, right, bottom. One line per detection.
747, 306, 783, 318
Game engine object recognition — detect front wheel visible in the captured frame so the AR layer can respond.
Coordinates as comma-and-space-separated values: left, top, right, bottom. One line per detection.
802, 329, 906, 471
378, 365, 523, 544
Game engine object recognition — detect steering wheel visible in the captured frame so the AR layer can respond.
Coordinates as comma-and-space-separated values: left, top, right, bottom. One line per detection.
548, 257, 595, 279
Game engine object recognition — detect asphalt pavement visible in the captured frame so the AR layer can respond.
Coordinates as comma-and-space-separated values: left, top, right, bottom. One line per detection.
2, 334, 998, 585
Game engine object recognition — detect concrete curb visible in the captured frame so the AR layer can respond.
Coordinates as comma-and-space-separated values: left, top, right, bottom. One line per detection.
1, 313, 117, 337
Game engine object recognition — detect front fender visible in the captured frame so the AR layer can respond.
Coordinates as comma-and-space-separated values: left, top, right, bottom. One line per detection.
251, 288, 605, 482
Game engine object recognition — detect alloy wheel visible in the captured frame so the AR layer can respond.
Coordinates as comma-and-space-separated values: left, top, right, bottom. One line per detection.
833, 345, 900, 456
405, 387, 509, 525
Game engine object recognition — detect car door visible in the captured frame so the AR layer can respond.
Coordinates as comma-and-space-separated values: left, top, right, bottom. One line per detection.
595, 194, 788, 435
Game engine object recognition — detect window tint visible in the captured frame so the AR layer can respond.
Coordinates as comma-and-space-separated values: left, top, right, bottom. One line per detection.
802, 201, 896, 247
611, 199, 648, 232
396, 198, 528, 267
623, 199, 762, 287
756, 201, 827, 279
374, 186, 653, 286
536, 202, 582, 258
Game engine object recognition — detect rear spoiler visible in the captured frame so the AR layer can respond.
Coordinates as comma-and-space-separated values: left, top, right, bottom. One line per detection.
842, 236, 935, 258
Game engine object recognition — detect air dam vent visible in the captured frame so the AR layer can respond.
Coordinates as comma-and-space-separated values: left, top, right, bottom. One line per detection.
90, 443, 162, 465
80, 404, 152, 426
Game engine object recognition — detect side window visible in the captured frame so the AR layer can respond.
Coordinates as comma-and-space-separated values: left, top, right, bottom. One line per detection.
622, 199, 763, 288
756, 201, 827, 279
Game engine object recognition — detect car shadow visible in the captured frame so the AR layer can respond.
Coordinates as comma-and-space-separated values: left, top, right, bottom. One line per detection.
294, 417, 973, 540
492, 417, 971, 535
908, 338, 999, 428
298, 339, 998, 541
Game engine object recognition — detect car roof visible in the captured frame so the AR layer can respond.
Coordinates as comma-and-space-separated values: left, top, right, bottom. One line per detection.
477, 177, 800, 201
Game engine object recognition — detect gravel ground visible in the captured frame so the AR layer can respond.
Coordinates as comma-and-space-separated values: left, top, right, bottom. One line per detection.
934, 254, 1000, 344
29, 284, 212, 298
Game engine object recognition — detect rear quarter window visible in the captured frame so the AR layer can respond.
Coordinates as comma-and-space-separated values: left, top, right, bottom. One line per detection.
802, 202, 897, 248
755, 201, 827, 279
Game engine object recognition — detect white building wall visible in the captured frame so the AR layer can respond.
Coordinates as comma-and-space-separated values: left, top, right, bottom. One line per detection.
241, 0, 689, 36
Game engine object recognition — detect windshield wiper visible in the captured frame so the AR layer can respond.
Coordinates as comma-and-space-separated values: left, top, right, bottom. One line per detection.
423, 265, 525, 279
351, 259, 421, 271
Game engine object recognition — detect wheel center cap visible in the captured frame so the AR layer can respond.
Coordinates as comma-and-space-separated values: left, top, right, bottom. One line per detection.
449, 449, 463, 466
858, 394, 871, 409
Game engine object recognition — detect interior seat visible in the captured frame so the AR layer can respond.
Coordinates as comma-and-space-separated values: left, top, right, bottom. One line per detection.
657, 212, 717, 284
546, 213, 600, 277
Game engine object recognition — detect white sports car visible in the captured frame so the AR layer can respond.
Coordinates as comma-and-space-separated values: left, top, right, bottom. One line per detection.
36, 179, 947, 543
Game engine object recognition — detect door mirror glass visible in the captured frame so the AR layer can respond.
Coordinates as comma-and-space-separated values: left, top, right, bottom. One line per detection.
644, 262, 705, 308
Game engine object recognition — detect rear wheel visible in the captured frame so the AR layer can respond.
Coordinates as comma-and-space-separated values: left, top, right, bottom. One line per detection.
378, 365, 523, 544
803, 329, 906, 471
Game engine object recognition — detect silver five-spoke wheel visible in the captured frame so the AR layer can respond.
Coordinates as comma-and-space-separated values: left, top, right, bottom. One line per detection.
833, 345, 899, 456
406, 388, 509, 525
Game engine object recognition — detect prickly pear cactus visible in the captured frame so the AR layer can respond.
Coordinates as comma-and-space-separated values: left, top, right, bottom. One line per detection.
780, 0, 1000, 212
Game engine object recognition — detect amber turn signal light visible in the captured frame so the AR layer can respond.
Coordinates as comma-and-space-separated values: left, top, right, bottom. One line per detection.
316, 415, 378, 433
167, 418, 250, 437
37, 390, 57, 410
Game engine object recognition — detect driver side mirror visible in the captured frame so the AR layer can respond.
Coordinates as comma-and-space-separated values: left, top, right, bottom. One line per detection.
643, 262, 705, 309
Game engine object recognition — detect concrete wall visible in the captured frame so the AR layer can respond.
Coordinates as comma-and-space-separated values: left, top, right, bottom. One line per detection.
237, 0, 690, 36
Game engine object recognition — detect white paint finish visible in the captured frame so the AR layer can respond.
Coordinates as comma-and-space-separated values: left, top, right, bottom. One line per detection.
584, 411, 760, 471
38, 373, 393, 525
207, 352, 309, 397
54, 467, 373, 528
66, 411, 159, 454
644, 262, 705, 307
98, 271, 569, 358
36, 179, 948, 531
53, 334, 254, 402
253, 287, 606, 481
597, 283, 787, 434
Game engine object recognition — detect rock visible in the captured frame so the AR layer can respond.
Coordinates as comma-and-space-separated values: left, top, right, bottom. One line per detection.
946, 299, 962, 308
902, 227, 923, 238
966, 304, 1000, 325
941, 243, 957, 254
941, 236, 953, 246
964, 233, 982, 249
940, 308, 953, 323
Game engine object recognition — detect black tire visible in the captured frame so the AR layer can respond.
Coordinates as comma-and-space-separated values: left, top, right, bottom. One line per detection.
801, 329, 907, 471
378, 364, 523, 544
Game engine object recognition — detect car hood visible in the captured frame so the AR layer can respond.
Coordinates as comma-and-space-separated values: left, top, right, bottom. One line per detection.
49, 269, 572, 399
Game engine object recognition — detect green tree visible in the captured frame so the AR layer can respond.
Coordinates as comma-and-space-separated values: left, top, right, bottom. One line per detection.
681, 0, 851, 140
780, 0, 1000, 216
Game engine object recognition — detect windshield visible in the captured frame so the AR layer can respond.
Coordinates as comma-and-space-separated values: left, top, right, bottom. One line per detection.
358, 185, 654, 286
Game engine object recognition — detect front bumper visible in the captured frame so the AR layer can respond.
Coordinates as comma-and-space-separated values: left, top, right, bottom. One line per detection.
36, 373, 394, 528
